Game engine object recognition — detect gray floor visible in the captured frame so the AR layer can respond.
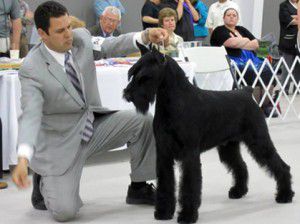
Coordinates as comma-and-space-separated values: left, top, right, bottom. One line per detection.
0, 120, 300, 224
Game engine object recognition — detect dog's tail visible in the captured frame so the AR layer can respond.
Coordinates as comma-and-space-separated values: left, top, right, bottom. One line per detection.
242, 86, 254, 94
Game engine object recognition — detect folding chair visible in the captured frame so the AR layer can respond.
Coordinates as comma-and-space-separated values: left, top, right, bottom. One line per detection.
180, 46, 237, 91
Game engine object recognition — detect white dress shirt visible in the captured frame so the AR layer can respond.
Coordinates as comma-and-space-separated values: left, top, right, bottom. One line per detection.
17, 32, 146, 161
205, 0, 242, 30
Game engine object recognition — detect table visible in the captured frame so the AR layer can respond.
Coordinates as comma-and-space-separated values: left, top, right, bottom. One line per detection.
0, 61, 199, 170
0, 70, 21, 171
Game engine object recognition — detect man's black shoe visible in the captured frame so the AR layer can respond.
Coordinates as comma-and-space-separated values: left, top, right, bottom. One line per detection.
126, 183, 156, 205
31, 173, 47, 210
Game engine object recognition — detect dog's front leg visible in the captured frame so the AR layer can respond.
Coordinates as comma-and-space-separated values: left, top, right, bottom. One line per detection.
177, 151, 202, 224
154, 139, 176, 220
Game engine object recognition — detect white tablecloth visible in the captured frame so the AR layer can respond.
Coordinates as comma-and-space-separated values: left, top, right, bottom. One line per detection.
95, 61, 196, 112
0, 70, 20, 170
0, 62, 198, 170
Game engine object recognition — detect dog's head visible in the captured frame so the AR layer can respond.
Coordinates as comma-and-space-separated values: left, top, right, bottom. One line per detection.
123, 42, 166, 114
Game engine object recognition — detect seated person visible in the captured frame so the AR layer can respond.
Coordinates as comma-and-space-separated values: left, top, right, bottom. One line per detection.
211, 8, 277, 117
89, 6, 121, 37
156, 7, 183, 57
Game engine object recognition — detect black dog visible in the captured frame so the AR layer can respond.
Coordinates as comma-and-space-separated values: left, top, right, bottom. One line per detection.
123, 44, 294, 224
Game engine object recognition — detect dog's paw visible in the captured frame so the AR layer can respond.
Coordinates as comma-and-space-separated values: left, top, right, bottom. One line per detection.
154, 210, 174, 220
177, 210, 198, 224
276, 190, 295, 203
228, 186, 248, 199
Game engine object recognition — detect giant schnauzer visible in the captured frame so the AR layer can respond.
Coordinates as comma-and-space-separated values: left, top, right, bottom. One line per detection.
123, 44, 294, 224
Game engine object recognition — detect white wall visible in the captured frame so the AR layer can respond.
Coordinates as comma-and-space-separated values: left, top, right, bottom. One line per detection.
235, 0, 264, 38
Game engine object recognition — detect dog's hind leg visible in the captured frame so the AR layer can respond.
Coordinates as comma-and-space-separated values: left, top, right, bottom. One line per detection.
217, 141, 248, 199
154, 141, 176, 220
177, 151, 201, 224
244, 133, 294, 203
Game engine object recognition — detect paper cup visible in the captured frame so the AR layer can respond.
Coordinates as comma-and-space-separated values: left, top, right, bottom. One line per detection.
10, 50, 20, 59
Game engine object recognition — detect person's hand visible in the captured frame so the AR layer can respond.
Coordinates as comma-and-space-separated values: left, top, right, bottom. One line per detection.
12, 157, 31, 189
144, 28, 169, 46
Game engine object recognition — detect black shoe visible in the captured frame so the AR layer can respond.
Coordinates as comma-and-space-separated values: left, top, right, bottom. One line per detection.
31, 173, 47, 210
126, 183, 156, 205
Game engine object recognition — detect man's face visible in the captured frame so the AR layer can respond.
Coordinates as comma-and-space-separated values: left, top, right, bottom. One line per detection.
100, 12, 120, 35
38, 14, 73, 53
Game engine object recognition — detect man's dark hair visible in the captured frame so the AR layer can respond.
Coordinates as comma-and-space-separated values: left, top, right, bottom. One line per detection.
34, 1, 68, 34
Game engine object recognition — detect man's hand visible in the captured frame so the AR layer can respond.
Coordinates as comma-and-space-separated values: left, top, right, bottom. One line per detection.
143, 28, 169, 46
12, 157, 31, 189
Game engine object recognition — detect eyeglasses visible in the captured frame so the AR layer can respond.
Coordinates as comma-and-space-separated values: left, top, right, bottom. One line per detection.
102, 16, 120, 24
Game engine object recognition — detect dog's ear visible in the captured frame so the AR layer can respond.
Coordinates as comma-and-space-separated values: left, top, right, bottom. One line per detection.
152, 46, 165, 65
136, 41, 149, 55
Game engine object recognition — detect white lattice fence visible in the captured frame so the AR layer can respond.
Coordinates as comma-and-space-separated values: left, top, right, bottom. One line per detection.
231, 57, 300, 124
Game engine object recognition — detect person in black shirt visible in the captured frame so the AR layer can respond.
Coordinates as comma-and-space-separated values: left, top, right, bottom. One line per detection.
161, 0, 199, 41
279, 0, 300, 94
211, 8, 278, 117
141, 0, 162, 29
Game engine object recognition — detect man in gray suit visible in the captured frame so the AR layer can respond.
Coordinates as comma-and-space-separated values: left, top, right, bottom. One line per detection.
12, 1, 168, 222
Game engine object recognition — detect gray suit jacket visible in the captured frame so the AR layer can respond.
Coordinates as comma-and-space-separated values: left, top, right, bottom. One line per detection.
18, 28, 137, 176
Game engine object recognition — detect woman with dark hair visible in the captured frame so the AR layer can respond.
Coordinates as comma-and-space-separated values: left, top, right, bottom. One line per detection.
162, 0, 199, 41
141, 0, 162, 29
211, 8, 277, 117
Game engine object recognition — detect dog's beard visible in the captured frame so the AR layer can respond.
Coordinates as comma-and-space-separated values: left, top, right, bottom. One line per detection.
132, 96, 151, 114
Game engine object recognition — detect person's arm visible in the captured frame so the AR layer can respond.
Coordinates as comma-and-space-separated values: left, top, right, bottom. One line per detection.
223, 27, 259, 51
242, 39, 259, 51
11, 18, 22, 50
142, 16, 159, 25
197, 2, 208, 26
10, 0, 22, 50
279, 3, 296, 27
176, 0, 184, 20
12, 66, 44, 189
223, 35, 252, 49
86, 27, 168, 58
141, 2, 159, 25
185, 0, 199, 22
290, 15, 298, 25
224, 36, 258, 50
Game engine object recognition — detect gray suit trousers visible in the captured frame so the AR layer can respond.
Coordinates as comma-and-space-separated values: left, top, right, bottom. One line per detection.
39, 110, 156, 222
